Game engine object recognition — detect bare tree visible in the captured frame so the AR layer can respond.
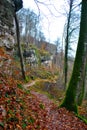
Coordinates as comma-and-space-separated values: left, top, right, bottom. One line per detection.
13, 0, 26, 79
14, 13, 26, 79
64, 0, 81, 87
60, 0, 87, 113
17, 8, 41, 44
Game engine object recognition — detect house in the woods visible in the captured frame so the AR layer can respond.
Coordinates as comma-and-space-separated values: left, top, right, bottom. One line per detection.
0, 0, 22, 48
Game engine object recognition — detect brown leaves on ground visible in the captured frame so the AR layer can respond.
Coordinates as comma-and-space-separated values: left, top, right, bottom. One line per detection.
0, 47, 87, 130
0, 76, 87, 130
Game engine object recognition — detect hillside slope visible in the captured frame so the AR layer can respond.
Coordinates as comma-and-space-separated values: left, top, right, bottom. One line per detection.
0, 47, 87, 129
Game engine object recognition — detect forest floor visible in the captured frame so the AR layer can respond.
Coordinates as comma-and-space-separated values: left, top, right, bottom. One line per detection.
0, 47, 87, 129
1, 76, 87, 130
24, 79, 87, 130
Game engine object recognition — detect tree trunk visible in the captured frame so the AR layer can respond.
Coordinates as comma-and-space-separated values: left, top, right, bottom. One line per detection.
76, 51, 87, 105
64, 0, 74, 87
76, 30, 87, 105
14, 13, 26, 80
60, 0, 87, 113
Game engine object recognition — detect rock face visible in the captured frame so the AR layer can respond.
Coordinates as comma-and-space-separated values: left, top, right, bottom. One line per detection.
0, 0, 15, 47
23, 49, 38, 66
0, 0, 23, 48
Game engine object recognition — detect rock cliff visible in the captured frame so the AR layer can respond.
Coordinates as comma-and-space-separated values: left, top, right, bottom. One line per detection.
0, 0, 23, 47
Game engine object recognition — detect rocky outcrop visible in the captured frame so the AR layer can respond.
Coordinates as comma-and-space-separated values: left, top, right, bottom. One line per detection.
0, 0, 23, 48
0, 0, 15, 47
36, 41, 57, 55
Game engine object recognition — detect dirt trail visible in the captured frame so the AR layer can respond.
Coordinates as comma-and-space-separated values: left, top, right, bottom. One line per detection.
23, 80, 36, 88
23, 80, 87, 129
28, 90, 87, 129
23, 78, 56, 89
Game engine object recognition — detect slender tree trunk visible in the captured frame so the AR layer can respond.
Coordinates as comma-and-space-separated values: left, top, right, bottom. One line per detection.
14, 13, 26, 79
60, 0, 87, 113
64, 0, 74, 87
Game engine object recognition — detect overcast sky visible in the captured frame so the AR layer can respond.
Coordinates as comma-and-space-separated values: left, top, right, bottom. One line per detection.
22, 0, 66, 44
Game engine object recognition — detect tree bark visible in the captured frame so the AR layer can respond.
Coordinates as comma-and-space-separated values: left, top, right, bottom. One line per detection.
14, 13, 26, 80
76, 49, 87, 105
60, 0, 87, 113
64, 0, 74, 87
76, 24, 87, 105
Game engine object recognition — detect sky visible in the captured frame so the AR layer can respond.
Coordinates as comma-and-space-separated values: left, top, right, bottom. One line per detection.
22, 0, 66, 44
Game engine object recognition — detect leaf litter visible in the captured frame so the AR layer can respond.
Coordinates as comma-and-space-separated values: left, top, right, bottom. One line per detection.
0, 47, 87, 130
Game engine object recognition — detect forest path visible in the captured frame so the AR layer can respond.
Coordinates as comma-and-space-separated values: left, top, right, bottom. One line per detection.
30, 91, 87, 130
23, 79, 87, 129
23, 80, 37, 88
23, 77, 56, 89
